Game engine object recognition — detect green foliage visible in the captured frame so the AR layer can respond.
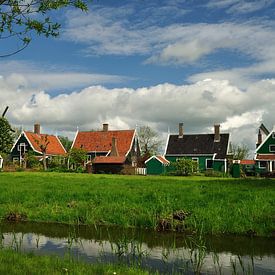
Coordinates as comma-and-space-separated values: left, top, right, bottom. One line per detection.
68, 147, 86, 167
138, 125, 162, 156
0, 0, 88, 57
0, 117, 14, 154
0, 249, 149, 275
25, 152, 40, 168
172, 158, 198, 176
58, 135, 72, 152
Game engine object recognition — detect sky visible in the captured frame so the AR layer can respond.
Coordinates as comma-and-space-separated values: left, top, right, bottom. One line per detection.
1, 0, 275, 154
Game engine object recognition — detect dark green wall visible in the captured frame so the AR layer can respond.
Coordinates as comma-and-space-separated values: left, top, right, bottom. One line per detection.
146, 158, 166, 175
257, 133, 275, 154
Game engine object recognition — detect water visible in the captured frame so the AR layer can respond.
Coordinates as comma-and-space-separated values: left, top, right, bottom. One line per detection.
0, 221, 275, 274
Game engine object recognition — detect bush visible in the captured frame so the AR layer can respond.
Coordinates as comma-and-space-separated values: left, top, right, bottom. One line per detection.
171, 159, 198, 176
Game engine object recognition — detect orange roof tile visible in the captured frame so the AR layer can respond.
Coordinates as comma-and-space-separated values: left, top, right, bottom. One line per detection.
240, 159, 255, 165
156, 155, 170, 164
73, 130, 135, 156
92, 156, 126, 164
24, 132, 66, 156
256, 154, 275, 160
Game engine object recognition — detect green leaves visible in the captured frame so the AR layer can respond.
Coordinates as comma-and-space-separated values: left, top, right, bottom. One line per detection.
0, 0, 89, 57
0, 117, 14, 154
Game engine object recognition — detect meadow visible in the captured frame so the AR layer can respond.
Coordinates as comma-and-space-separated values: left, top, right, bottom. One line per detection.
0, 249, 149, 275
0, 172, 274, 236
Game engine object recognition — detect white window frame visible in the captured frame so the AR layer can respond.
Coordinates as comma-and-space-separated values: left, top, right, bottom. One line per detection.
269, 144, 275, 152
192, 157, 199, 172
13, 157, 19, 163
206, 159, 213, 169
258, 161, 266, 169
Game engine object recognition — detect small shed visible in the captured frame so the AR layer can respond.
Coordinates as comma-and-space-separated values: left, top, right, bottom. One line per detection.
145, 155, 170, 175
0, 155, 3, 169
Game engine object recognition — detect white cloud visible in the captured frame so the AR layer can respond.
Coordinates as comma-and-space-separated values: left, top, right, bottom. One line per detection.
207, 0, 274, 14
1, 75, 275, 152
0, 61, 126, 91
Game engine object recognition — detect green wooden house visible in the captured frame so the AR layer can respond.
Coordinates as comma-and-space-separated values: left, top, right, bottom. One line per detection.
164, 123, 230, 173
145, 155, 170, 175
255, 125, 275, 174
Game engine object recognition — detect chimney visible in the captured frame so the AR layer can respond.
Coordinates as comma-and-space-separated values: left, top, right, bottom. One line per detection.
110, 137, 119, 156
179, 123, 184, 138
256, 129, 262, 148
103, 123, 109, 132
214, 124, 220, 142
34, 123, 40, 135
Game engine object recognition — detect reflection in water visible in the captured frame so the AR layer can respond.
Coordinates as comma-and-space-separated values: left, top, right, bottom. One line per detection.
0, 222, 275, 274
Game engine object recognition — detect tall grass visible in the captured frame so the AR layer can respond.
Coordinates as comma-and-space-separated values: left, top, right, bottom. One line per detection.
0, 172, 274, 236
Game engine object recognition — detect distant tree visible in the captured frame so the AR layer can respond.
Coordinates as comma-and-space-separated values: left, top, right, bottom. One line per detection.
58, 136, 72, 152
0, 0, 88, 57
0, 117, 14, 154
231, 143, 250, 160
138, 125, 162, 156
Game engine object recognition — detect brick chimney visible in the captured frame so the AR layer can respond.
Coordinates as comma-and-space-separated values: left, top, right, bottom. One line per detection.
179, 123, 184, 138
34, 123, 41, 135
110, 137, 119, 156
214, 124, 220, 142
103, 123, 109, 132
256, 129, 262, 148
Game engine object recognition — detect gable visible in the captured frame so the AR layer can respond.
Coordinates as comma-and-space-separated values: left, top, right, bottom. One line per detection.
72, 130, 135, 157
24, 132, 66, 156
256, 131, 275, 154
165, 133, 229, 159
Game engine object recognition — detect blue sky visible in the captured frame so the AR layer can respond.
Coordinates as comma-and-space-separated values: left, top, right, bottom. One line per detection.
1, 0, 275, 151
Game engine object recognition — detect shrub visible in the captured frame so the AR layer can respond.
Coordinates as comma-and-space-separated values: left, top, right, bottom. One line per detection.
171, 159, 198, 176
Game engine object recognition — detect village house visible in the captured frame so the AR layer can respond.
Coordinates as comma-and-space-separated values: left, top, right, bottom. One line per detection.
10, 124, 67, 165
255, 124, 275, 174
163, 123, 230, 173
71, 123, 140, 173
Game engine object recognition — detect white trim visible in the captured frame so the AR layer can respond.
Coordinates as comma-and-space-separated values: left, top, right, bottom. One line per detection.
70, 129, 79, 150
226, 134, 231, 155
212, 153, 217, 160
126, 129, 136, 157
55, 135, 67, 154
256, 131, 274, 153
164, 133, 170, 156
10, 131, 24, 152
145, 155, 170, 165
23, 132, 41, 154
272, 133, 275, 139
192, 157, 199, 162
258, 161, 267, 169
205, 158, 213, 169
269, 144, 275, 152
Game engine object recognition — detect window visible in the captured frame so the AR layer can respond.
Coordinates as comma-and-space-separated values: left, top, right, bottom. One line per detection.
206, 159, 213, 169
258, 161, 266, 168
192, 158, 199, 172
13, 157, 19, 163
269, 145, 275, 152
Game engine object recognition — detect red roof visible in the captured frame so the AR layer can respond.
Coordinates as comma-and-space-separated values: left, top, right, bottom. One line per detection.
92, 156, 126, 164
240, 159, 255, 165
24, 132, 66, 156
256, 154, 275, 160
156, 155, 170, 164
73, 130, 135, 156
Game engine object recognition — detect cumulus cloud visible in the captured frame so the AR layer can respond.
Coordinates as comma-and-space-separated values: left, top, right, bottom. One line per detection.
1, 74, 275, 152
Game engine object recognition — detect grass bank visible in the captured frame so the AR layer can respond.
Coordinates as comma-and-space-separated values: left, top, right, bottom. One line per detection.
0, 172, 274, 236
0, 249, 150, 275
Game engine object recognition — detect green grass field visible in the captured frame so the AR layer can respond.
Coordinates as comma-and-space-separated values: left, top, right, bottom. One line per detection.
0, 249, 150, 275
0, 172, 274, 236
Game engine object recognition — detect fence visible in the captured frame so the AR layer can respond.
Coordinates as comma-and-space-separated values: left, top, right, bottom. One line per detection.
135, 167, 147, 175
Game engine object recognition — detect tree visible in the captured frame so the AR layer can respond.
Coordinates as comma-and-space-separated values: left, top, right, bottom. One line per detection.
58, 135, 72, 152
0, 117, 14, 154
0, 0, 88, 57
68, 147, 86, 169
138, 125, 162, 157
34, 134, 50, 171
231, 143, 250, 160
